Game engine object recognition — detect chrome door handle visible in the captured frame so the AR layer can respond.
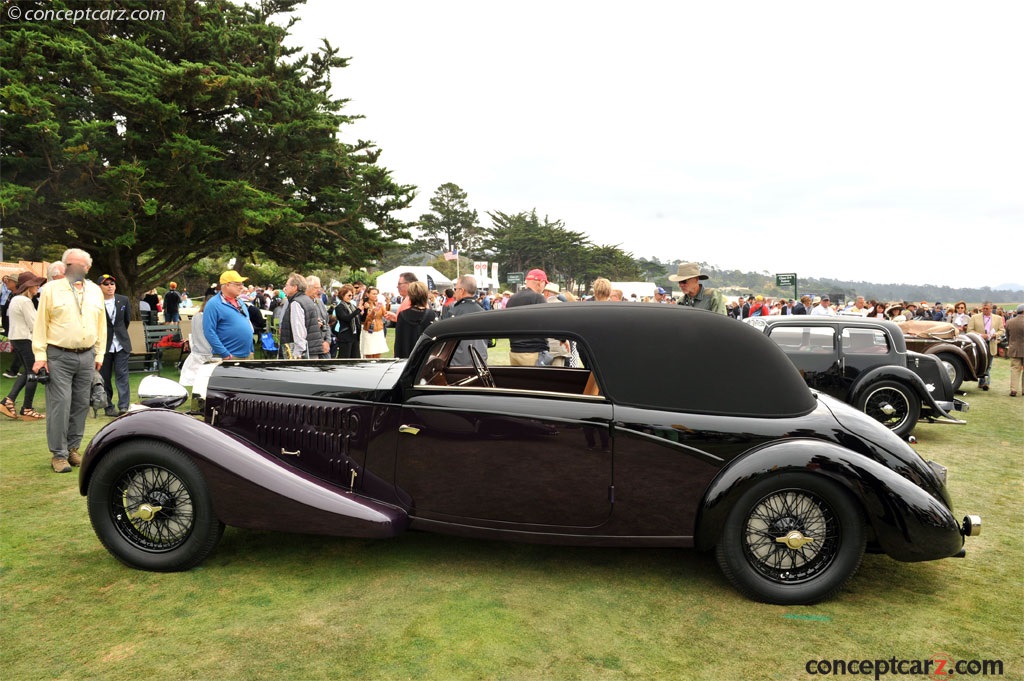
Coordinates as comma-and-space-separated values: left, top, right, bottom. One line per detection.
281, 448, 300, 457
399, 425, 420, 435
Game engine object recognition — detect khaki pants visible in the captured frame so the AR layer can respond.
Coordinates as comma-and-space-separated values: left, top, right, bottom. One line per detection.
1011, 357, 1023, 393
509, 352, 539, 367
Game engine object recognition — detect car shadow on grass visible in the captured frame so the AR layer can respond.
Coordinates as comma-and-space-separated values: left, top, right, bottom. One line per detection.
211, 528, 723, 585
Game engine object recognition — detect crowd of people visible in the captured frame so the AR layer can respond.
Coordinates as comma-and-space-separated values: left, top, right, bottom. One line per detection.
3, 253, 1024, 474
723, 292, 1018, 327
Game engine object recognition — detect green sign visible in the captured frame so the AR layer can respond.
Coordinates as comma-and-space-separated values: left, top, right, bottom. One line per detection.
776, 273, 797, 287
507, 272, 525, 284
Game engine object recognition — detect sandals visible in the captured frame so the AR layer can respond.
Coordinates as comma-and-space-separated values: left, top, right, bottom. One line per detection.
0, 397, 18, 420
20, 407, 45, 419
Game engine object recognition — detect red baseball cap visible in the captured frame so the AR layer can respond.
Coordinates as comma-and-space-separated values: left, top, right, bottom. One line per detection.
526, 268, 548, 282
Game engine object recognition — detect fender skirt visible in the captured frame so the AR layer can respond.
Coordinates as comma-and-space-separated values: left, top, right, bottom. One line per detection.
79, 409, 409, 538
695, 439, 965, 562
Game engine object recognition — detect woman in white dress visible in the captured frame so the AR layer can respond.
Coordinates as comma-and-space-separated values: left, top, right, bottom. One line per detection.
359, 287, 389, 358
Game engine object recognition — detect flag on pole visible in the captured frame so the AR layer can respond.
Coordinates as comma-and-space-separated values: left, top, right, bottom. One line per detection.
443, 250, 458, 261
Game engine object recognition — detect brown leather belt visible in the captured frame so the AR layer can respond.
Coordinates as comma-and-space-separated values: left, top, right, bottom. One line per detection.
49, 344, 92, 354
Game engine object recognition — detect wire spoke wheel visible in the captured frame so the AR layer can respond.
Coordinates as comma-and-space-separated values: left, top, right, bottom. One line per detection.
856, 380, 920, 437
88, 441, 224, 571
113, 464, 195, 551
863, 387, 910, 429
743, 489, 838, 583
716, 474, 865, 604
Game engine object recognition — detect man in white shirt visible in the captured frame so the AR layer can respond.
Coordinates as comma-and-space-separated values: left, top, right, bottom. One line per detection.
811, 295, 836, 316
98, 274, 132, 416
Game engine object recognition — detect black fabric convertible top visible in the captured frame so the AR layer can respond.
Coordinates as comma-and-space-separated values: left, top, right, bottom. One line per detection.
422, 303, 817, 417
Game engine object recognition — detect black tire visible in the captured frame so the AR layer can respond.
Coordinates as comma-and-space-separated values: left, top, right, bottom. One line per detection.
935, 353, 965, 392
855, 380, 921, 438
87, 440, 224, 571
715, 474, 865, 605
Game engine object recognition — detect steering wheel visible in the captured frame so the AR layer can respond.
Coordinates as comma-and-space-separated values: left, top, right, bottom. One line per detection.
469, 345, 495, 388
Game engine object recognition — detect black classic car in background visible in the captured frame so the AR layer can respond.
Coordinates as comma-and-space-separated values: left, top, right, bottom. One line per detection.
80, 304, 980, 605
896, 320, 989, 392
745, 317, 968, 438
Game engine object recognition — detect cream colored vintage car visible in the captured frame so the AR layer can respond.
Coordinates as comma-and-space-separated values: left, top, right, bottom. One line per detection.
896, 320, 988, 392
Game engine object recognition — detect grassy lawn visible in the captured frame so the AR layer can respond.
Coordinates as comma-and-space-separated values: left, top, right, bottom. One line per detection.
1, 353, 1021, 680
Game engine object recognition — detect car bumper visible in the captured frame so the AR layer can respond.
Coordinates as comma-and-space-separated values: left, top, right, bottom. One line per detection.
929, 398, 968, 424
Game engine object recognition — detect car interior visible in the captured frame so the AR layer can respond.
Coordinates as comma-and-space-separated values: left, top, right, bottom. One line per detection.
414, 337, 603, 398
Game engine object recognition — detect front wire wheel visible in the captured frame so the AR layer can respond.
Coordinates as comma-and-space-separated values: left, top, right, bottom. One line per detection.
113, 464, 195, 552
716, 474, 865, 604
88, 441, 224, 571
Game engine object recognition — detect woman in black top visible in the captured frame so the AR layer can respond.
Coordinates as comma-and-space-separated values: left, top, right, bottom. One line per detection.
331, 284, 361, 358
394, 281, 437, 358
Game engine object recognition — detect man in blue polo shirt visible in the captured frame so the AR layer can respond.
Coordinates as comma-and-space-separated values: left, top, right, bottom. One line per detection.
203, 270, 254, 360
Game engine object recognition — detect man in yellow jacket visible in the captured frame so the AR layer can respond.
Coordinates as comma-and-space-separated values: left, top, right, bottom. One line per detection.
966, 301, 1005, 391
32, 249, 106, 472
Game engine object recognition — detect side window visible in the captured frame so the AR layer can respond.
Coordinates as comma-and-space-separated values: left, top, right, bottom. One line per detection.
842, 328, 889, 354
768, 327, 804, 352
768, 326, 835, 353
413, 336, 599, 397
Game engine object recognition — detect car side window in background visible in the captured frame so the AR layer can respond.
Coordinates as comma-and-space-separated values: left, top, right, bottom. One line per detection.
842, 328, 889, 354
769, 326, 835, 353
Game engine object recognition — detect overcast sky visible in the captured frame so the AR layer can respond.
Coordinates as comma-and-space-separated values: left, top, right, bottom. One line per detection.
283, 1, 1022, 289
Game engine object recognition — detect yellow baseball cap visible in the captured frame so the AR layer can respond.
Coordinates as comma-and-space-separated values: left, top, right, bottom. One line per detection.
219, 270, 248, 285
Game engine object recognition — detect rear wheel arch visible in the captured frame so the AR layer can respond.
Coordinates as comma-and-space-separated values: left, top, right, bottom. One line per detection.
694, 444, 873, 552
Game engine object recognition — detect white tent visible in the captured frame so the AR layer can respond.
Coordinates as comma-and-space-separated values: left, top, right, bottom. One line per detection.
375, 266, 454, 295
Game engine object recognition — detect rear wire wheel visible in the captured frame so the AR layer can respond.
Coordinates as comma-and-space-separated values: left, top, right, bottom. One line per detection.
716, 474, 865, 604
855, 380, 920, 437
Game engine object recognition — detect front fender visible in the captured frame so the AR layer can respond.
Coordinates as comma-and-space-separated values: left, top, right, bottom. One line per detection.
694, 439, 964, 562
848, 365, 954, 418
80, 409, 409, 538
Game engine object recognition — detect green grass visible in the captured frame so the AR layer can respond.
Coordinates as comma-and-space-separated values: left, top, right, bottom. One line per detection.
1, 355, 1021, 681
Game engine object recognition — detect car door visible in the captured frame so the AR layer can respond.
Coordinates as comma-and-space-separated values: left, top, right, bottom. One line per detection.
395, 389, 614, 529
766, 325, 845, 397
839, 326, 893, 379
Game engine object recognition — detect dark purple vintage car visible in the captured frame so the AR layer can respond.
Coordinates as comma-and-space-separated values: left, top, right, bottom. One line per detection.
79, 304, 980, 604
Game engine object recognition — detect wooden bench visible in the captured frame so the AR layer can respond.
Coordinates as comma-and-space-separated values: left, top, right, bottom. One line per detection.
143, 323, 185, 372
127, 324, 159, 373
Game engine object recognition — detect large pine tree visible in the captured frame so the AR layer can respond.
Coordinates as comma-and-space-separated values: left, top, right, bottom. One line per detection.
0, 0, 414, 298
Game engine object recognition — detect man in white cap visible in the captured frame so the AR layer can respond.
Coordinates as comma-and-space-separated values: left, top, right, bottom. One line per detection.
668, 263, 726, 315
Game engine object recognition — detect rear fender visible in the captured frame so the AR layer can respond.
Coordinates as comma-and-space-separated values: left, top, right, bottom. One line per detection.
694, 439, 964, 561
964, 332, 990, 374
80, 409, 408, 538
